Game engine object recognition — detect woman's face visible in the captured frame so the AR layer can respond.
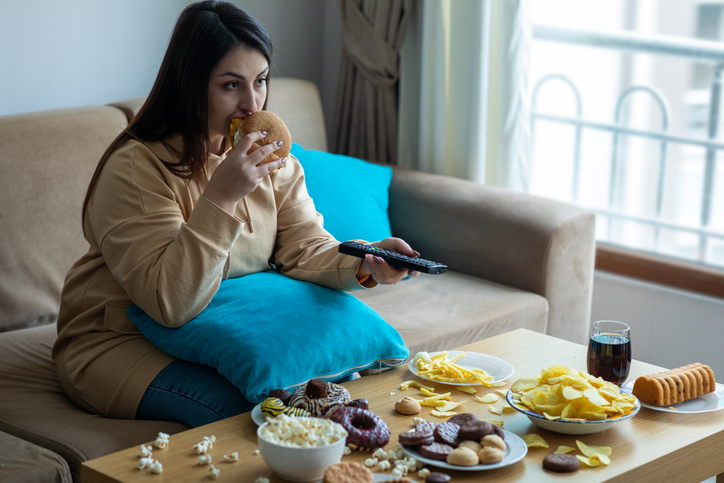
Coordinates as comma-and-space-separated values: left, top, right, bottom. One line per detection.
208, 45, 269, 150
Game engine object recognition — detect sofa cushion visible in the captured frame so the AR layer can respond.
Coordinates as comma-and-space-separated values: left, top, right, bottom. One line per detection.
128, 271, 409, 403
0, 325, 188, 482
353, 270, 549, 355
0, 430, 72, 483
291, 143, 393, 243
0, 106, 129, 332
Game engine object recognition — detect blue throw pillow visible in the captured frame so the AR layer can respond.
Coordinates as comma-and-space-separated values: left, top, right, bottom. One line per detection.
291, 143, 393, 243
128, 271, 409, 404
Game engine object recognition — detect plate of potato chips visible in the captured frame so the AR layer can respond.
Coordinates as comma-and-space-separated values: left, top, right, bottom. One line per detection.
408, 351, 514, 386
506, 365, 640, 435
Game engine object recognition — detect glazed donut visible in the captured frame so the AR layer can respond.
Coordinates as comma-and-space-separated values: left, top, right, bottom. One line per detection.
229, 111, 292, 164
329, 406, 390, 451
289, 380, 351, 417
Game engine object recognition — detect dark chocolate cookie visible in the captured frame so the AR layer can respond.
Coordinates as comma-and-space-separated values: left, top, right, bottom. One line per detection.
399, 428, 435, 446
447, 413, 478, 426
433, 422, 460, 447
419, 442, 454, 461
425, 472, 451, 483
269, 388, 292, 405
458, 420, 493, 441
543, 453, 580, 473
346, 398, 369, 410
490, 422, 505, 440
415, 420, 438, 434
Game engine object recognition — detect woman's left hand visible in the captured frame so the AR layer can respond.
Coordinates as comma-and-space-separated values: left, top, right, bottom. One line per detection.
356, 237, 421, 285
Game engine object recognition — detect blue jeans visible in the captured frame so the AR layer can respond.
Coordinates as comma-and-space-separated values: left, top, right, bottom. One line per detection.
136, 359, 358, 428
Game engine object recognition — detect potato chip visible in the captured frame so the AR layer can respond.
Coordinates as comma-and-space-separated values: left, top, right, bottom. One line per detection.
495, 389, 509, 397
400, 380, 434, 392
455, 386, 477, 394
562, 386, 584, 400
419, 400, 448, 407
482, 419, 503, 427
421, 390, 451, 401
542, 412, 560, 420
501, 404, 516, 413
488, 406, 502, 415
522, 434, 549, 448
554, 445, 576, 454
437, 400, 467, 412
475, 393, 498, 404
576, 440, 612, 458
512, 377, 540, 393
431, 409, 457, 418
490, 381, 507, 387
583, 388, 610, 407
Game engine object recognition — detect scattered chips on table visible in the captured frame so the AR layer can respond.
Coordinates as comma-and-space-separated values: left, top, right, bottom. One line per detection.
475, 393, 499, 404
488, 406, 502, 415
400, 380, 434, 392
495, 389, 509, 397
431, 409, 458, 418
555, 445, 576, 454
576, 440, 611, 466
412, 351, 493, 385
437, 400, 467, 413
482, 419, 504, 428
501, 404, 516, 414
455, 386, 477, 394
522, 434, 549, 448
509, 365, 638, 421
490, 381, 507, 387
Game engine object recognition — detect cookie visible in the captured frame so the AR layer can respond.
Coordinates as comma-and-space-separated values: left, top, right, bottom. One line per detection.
415, 420, 438, 434
478, 446, 504, 464
447, 413, 478, 426
458, 420, 493, 441
434, 422, 460, 447
399, 428, 435, 446
323, 461, 374, 483
425, 472, 451, 483
446, 446, 479, 466
395, 396, 422, 415
490, 422, 505, 440
458, 440, 482, 452
346, 398, 369, 410
543, 453, 580, 473
268, 388, 291, 405
480, 434, 506, 451
419, 442, 454, 461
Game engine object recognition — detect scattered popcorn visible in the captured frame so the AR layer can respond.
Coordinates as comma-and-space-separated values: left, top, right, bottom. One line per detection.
193, 441, 210, 454
412, 417, 426, 425
207, 464, 220, 479
138, 445, 153, 458
364, 457, 378, 467
153, 432, 169, 449
372, 448, 388, 460
137, 457, 153, 470
197, 454, 212, 466
259, 414, 348, 447
343, 446, 352, 456
203, 435, 216, 448
149, 460, 163, 474
391, 468, 404, 478
255, 479, 270, 483
223, 452, 239, 462
390, 392, 395, 395
419, 468, 431, 478
253, 449, 260, 455
378, 460, 391, 471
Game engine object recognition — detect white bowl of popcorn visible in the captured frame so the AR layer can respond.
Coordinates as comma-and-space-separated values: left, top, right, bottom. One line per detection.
256, 414, 348, 482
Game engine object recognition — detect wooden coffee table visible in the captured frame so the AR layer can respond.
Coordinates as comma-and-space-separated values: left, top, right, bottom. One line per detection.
82, 328, 724, 482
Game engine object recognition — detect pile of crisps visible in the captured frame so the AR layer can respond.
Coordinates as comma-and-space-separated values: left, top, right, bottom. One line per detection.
412, 351, 493, 385
509, 365, 637, 421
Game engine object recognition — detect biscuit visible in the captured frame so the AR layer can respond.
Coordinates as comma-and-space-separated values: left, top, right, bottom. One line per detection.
458, 440, 482, 452
446, 446, 479, 466
425, 473, 451, 483
458, 420, 493, 441
419, 442, 454, 461
543, 453, 580, 473
480, 434, 506, 452
399, 428, 435, 446
433, 422, 460, 447
477, 446, 504, 464
447, 413, 478, 426
323, 461, 374, 483
395, 396, 421, 415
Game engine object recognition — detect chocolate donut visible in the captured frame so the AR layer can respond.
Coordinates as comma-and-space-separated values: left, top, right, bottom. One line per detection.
289, 380, 351, 417
329, 407, 391, 451
230, 111, 292, 164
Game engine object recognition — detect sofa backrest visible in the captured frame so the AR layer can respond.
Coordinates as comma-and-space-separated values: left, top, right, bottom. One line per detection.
0, 77, 329, 333
0, 106, 128, 332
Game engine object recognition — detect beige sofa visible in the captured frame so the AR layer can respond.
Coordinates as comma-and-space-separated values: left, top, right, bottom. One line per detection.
0, 78, 596, 482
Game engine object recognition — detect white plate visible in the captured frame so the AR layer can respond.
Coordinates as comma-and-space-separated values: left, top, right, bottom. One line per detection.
506, 389, 640, 435
400, 429, 527, 471
408, 351, 515, 386
622, 381, 724, 414
251, 403, 266, 426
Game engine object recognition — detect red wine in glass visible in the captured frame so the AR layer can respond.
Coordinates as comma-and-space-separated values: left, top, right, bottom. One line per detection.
587, 321, 631, 386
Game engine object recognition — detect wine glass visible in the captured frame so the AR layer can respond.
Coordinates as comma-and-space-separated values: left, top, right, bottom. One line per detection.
587, 320, 631, 386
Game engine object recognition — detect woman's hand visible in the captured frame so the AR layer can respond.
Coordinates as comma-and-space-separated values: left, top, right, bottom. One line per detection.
356, 237, 421, 285
203, 131, 286, 214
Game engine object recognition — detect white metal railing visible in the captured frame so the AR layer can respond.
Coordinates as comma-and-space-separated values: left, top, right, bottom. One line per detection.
530, 25, 724, 262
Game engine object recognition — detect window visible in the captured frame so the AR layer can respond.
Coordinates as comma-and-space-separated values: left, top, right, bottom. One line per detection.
528, 0, 724, 274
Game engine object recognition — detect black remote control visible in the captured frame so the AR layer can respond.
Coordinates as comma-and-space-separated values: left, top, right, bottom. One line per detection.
338, 241, 448, 274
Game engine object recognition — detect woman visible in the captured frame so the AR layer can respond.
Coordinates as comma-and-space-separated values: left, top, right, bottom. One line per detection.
53, 0, 418, 427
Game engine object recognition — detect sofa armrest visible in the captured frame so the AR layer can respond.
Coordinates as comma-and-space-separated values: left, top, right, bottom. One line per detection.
387, 167, 596, 344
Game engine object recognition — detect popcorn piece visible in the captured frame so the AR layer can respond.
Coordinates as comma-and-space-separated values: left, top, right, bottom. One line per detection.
391, 467, 404, 478
149, 460, 163, 474
137, 457, 153, 470
197, 454, 212, 466
418, 468, 431, 478
412, 417, 426, 425
343, 446, 352, 456
223, 452, 239, 462
203, 435, 216, 449
255, 479, 271, 483
193, 441, 210, 454
207, 464, 221, 479
372, 448, 388, 460
138, 444, 153, 458
364, 457, 378, 467
153, 432, 169, 449
254, 449, 260, 455
378, 460, 391, 471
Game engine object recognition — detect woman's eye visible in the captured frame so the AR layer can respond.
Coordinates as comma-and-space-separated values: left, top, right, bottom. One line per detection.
225, 81, 239, 89
256, 77, 267, 86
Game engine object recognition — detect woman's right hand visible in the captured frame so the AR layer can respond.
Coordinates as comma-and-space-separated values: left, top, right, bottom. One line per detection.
203, 131, 286, 215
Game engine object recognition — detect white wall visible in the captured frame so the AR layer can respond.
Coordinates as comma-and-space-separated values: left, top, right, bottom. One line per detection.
591, 270, 724, 377
0, 0, 342, 139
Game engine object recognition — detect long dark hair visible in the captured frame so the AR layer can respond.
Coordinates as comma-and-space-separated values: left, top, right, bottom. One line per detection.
82, 0, 273, 224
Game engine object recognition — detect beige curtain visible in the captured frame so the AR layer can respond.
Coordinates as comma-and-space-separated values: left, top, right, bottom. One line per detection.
333, 0, 414, 164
